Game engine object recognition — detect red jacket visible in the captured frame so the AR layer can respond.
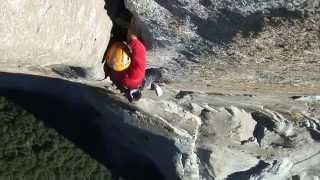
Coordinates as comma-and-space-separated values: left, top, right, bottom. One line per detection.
110, 38, 146, 89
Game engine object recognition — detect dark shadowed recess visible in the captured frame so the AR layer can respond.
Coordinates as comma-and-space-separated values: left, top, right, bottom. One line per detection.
310, 130, 320, 141
226, 160, 270, 180
104, 0, 159, 50
0, 72, 182, 180
104, 0, 132, 43
251, 111, 276, 146
196, 148, 215, 179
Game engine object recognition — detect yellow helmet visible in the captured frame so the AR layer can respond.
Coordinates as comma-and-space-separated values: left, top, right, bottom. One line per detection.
106, 41, 131, 71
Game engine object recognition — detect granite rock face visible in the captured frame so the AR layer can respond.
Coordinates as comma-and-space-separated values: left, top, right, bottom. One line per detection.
0, 0, 111, 74
2, 72, 320, 180
1, 0, 320, 180
193, 94, 320, 180
125, 0, 320, 60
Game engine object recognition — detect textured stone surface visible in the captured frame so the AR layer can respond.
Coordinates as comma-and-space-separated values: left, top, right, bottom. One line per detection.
1, 71, 320, 180
0, 0, 111, 72
125, 0, 320, 58
1, 0, 320, 179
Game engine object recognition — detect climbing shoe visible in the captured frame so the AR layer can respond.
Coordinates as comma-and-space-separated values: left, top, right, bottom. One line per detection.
151, 83, 163, 97
127, 89, 142, 102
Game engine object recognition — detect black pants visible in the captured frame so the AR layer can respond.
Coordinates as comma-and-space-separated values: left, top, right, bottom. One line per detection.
142, 68, 162, 90
105, 67, 162, 91
126, 68, 162, 102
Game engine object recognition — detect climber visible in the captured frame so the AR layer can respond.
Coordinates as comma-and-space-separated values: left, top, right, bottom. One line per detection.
103, 18, 163, 102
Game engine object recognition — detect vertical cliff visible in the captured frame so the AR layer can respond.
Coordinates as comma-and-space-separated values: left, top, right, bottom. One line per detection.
0, 0, 111, 77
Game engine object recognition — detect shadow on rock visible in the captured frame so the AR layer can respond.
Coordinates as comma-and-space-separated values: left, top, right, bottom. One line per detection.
0, 72, 182, 180
309, 129, 320, 141
196, 148, 215, 179
226, 161, 269, 180
104, 0, 132, 42
51, 65, 89, 79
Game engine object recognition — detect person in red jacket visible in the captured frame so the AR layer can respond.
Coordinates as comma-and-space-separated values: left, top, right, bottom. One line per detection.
105, 18, 163, 102
109, 34, 146, 90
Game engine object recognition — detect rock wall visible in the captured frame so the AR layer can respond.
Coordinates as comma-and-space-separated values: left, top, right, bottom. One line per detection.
3, 71, 320, 180
0, 0, 320, 180
125, 0, 320, 60
0, 0, 111, 70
